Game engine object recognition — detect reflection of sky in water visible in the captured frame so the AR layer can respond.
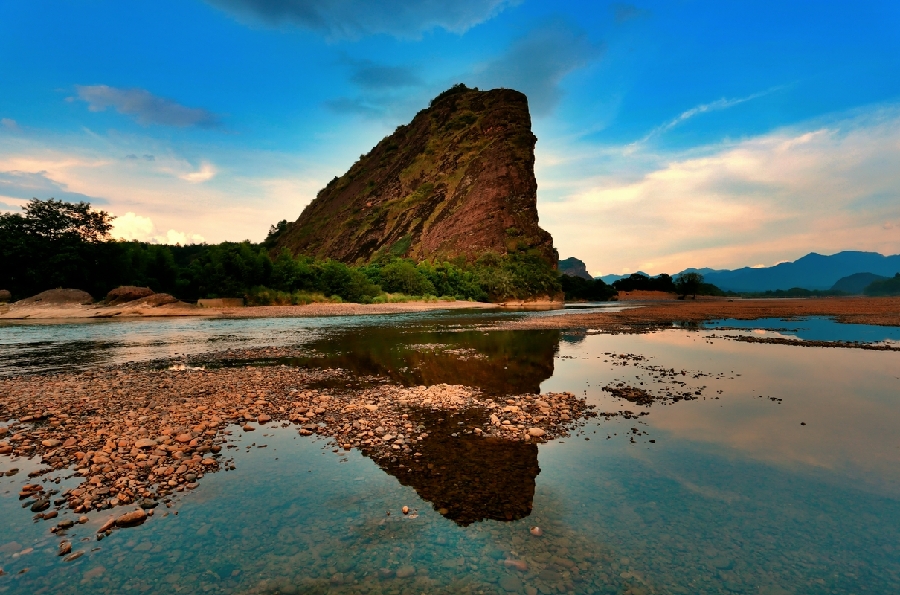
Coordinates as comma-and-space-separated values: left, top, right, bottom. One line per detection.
705, 316, 900, 344
1, 316, 900, 593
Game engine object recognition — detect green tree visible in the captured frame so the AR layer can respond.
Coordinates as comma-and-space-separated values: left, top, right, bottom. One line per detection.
675, 272, 704, 298
0, 198, 115, 299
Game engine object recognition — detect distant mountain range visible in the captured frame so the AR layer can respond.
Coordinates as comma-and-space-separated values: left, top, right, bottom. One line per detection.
599, 271, 649, 285
594, 251, 900, 293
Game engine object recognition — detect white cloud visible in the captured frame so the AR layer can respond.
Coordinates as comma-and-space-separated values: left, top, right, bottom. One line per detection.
164, 229, 206, 245
542, 105, 900, 275
180, 161, 217, 183
111, 211, 155, 240
111, 211, 205, 244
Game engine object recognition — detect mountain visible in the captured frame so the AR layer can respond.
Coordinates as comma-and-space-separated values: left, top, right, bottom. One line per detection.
558, 257, 592, 280
599, 271, 648, 284
274, 84, 556, 265
830, 272, 889, 294
687, 251, 900, 292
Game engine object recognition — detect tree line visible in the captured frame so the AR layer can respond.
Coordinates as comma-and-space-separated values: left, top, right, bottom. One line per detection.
0, 199, 563, 303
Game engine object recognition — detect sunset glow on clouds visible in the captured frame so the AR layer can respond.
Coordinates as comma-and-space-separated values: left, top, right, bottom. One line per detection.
1, 0, 898, 274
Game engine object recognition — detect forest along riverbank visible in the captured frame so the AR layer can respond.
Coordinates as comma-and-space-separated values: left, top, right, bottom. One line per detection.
0, 360, 593, 539
498, 296, 900, 331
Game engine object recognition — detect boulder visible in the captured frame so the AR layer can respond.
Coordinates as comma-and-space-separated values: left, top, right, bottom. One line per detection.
104, 286, 154, 305
131, 293, 180, 307
15, 289, 93, 306
0, 289, 10, 303
115, 508, 148, 527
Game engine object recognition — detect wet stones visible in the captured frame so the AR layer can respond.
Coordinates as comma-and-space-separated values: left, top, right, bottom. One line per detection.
395, 565, 416, 578
115, 508, 148, 527
0, 360, 591, 537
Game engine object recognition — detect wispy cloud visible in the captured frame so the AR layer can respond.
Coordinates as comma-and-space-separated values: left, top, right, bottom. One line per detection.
74, 85, 221, 128
206, 0, 517, 39
541, 106, 900, 275
630, 88, 784, 150
0, 170, 108, 204
179, 161, 217, 183
325, 97, 385, 117
612, 3, 650, 23
344, 58, 421, 91
472, 20, 602, 116
1, 118, 21, 133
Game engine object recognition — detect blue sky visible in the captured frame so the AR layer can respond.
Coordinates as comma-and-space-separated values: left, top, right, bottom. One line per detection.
1, 0, 899, 275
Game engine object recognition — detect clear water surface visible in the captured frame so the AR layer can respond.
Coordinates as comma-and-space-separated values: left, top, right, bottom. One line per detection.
1, 310, 898, 594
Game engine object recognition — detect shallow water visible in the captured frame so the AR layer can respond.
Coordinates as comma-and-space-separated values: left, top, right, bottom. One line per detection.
705, 316, 900, 344
1, 312, 899, 594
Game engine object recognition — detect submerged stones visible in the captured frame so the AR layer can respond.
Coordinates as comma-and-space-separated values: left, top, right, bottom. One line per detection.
0, 358, 591, 533
115, 508, 148, 527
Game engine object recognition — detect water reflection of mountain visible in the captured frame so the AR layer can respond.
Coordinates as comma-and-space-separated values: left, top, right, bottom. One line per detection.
299, 328, 560, 523
375, 408, 541, 526
303, 329, 561, 395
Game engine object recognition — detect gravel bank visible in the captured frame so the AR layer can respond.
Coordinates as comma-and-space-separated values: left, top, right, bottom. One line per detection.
0, 362, 590, 536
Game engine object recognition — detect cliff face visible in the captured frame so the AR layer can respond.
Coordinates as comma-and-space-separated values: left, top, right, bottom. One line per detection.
275, 85, 557, 265
558, 257, 592, 280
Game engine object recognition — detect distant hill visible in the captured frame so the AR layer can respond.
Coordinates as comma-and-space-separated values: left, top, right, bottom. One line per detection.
599, 271, 648, 284
864, 273, 900, 296
830, 272, 888, 294
682, 251, 900, 292
558, 257, 592, 280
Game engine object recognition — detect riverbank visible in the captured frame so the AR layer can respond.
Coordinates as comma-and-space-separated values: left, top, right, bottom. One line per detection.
500, 296, 900, 330
0, 299, 497, 321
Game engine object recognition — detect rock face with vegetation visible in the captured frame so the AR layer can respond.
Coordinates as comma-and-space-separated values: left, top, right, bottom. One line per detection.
558, 257, 592, 280
274, 85, 557, 266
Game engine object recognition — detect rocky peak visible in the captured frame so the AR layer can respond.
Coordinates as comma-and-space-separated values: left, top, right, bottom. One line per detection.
558, 257, 592, 280
274, 85, 557, 265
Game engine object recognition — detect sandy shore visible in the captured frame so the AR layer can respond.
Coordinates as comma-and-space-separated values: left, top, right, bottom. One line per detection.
0, 299, 498, 321
501, 296, 900, 330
